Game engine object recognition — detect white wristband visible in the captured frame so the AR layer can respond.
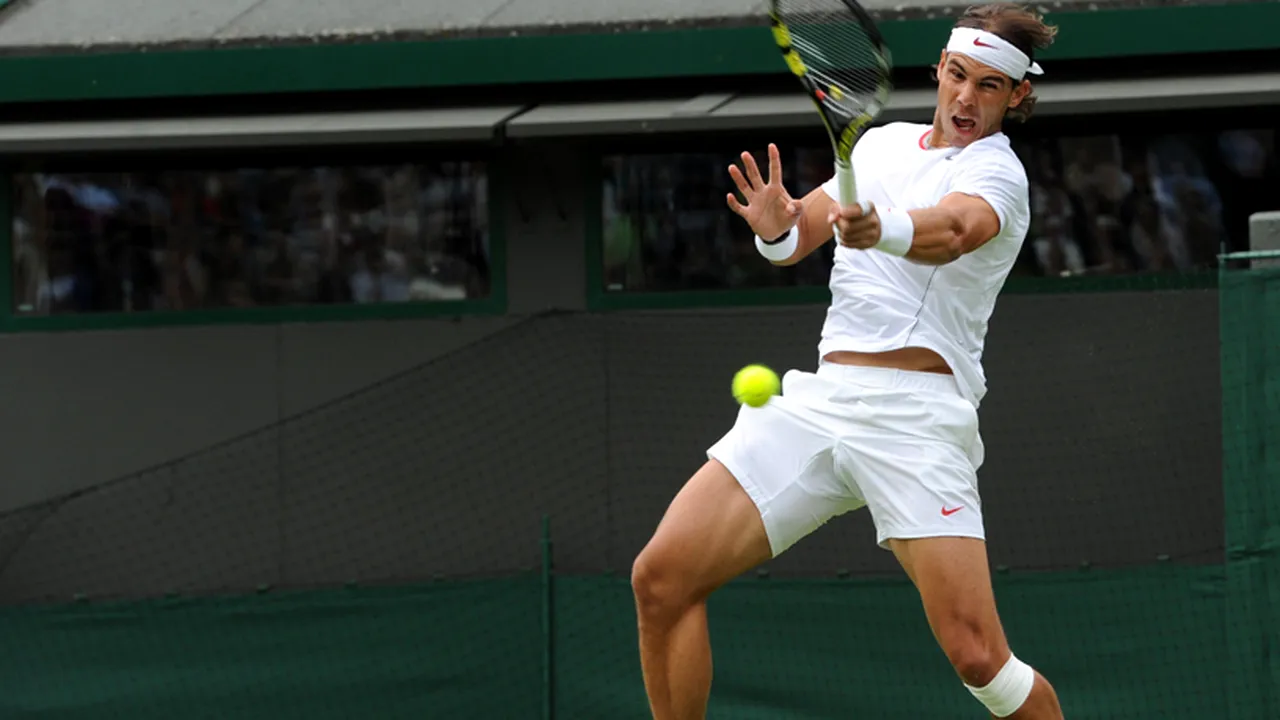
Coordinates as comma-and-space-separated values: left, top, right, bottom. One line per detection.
755, 226, 799, 262
874, 207, 915, 257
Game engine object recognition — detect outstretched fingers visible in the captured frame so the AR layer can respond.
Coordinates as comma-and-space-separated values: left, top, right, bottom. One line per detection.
726, 145, 789, 218
727, 163, 753, 199
741, 151, 766, 190
767, 143, 783, 188
726, 193, 748, 218
726, 163, 753, 217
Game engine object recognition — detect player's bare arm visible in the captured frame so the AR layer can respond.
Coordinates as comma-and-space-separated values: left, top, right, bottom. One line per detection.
828, 192, 1003, 265
726, 143, 838, 267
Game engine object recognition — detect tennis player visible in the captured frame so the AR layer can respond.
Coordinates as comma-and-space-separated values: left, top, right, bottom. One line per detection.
632, 4, 1065, 718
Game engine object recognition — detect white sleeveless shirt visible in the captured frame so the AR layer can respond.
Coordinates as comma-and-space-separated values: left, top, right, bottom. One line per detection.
818, 122, 1032, 408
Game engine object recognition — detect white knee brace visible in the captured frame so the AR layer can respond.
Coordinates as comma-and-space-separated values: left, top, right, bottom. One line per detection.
965, 653, 1035, 717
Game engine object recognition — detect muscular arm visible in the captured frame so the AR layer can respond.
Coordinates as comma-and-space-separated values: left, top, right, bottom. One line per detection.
763, 171, 1007, 268
902, 192, 1003, 265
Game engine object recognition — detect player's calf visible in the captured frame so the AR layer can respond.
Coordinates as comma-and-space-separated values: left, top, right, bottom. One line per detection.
632, 460, 775, 720
632, 554, 705, 720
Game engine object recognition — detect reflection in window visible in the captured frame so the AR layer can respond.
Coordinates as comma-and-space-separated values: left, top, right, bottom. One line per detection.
11, 162, 490, 315
1013, 129, 1274, 278
602, 127, 1277, 292
602, 147, 835, 293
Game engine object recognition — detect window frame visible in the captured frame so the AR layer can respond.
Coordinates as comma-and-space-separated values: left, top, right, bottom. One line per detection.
580, 106, 1275, 310
0, 142, 507, 333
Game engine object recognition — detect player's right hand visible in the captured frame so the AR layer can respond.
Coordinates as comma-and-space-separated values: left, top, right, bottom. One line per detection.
726, 143, 804, 240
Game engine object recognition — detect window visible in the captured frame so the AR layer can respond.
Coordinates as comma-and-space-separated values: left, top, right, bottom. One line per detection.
1011, 129, 1274, 278
597, 126, 1276, 295
601, 146, 836, 295
11, 162, 491, 316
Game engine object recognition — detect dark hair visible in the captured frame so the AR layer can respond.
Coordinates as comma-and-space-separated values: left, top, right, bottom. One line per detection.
952, 3, 1058, 122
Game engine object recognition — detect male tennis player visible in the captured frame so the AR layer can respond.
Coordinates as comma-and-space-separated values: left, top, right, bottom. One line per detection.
632, 4, 1065, 719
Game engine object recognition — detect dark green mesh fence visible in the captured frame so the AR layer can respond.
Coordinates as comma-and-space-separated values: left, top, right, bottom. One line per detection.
0, 270, 1271, 717
1219, 258, 1280, 720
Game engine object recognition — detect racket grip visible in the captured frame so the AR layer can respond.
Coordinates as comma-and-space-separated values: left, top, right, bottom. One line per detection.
835, 159, 857, 207
833, 160, 861, 244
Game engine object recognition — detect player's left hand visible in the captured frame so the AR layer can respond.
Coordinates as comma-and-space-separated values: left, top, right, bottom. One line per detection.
828, 202, 880, 249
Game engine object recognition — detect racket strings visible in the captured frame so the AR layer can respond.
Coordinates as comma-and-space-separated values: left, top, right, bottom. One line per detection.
775, 0, 886, 114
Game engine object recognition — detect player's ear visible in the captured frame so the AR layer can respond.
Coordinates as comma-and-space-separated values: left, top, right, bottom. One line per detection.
1008, 79, 1032, 108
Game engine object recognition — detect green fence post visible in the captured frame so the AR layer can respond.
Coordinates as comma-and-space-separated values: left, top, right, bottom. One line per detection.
542, 515, 554, 720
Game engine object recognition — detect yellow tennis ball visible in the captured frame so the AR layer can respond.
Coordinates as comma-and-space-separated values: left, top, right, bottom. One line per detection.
732, 364, 780, 408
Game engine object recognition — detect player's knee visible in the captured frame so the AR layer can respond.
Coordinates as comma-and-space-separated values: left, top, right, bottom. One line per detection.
630, 548, 692, 623
944, 638, 999, 688
942, 635, 998, 686
937, 619, 1004, 687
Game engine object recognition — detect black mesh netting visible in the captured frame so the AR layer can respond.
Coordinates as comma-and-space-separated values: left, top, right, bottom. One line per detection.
0, 290, 1249, 718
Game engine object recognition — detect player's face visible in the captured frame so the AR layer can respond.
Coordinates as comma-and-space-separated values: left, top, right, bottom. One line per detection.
933, 51, 1031, 147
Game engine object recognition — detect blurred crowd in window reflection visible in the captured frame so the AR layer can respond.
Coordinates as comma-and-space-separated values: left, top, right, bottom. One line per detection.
602, 128, 1276, 292
1018, 131, 1273, 277
602, 148, 835, 293
11, 163, 490, 315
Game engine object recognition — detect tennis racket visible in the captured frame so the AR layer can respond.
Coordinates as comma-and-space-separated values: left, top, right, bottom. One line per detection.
768, 0, 893, 209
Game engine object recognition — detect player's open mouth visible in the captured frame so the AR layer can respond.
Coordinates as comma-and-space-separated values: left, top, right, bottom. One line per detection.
951, 116, 977, 133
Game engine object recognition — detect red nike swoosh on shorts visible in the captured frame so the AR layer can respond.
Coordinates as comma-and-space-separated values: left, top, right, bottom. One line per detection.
941, 506, 964, 516
973, 38, 997, 48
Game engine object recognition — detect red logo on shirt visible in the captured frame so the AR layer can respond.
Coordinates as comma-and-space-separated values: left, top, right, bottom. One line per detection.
941, 506, 965, 517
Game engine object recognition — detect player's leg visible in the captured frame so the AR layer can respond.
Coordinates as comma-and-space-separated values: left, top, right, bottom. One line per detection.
631, 459, 773, 720
890, 537, 1063, 719
825, 363, 1062, 718
633, 369, 863, 720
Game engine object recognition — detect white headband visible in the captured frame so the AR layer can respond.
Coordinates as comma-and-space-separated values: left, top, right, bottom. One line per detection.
945, 27, 1043, 80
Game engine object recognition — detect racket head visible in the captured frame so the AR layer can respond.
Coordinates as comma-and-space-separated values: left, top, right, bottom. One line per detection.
768, 0, 893, 165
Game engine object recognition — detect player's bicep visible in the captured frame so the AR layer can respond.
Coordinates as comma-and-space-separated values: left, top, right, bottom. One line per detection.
939, 191, 1002, 254
944, 154, 1026, 255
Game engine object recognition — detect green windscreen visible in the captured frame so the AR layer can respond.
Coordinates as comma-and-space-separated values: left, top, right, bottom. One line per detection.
0, 567, 1225, 719
0, 269, 1270, 717
1220, 262, 1280, 720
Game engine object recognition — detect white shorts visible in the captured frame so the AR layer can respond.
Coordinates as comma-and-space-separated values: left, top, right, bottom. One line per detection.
706, 362, 986, 556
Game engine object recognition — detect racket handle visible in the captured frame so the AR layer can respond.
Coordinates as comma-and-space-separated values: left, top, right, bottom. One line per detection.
835, 159, 857, 207
833, 160, 860, 244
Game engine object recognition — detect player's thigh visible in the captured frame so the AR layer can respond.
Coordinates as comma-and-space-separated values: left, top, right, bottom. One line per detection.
633, 458, 773, 604
708, 384, 865, 558
889, 536, 1010, 673
835, 384, 985, 549
636, 383, 861, 601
